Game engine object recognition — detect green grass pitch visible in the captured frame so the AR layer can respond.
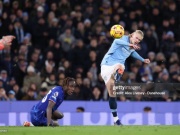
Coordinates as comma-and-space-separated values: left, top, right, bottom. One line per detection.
1, 126, 180, 135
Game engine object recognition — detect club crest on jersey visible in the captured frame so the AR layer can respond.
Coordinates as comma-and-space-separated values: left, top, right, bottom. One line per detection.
54, 92, 59, 97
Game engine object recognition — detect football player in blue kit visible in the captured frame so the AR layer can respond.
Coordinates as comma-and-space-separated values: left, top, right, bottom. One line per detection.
28, 77, 76, 126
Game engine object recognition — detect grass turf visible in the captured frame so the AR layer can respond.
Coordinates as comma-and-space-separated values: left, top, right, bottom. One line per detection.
0, 126, 180, 135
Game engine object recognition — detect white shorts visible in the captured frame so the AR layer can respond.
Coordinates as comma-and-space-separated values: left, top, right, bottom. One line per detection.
101, 63, 125, 84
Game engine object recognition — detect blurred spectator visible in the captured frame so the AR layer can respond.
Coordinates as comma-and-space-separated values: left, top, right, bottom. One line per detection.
0, 54, 14, 76
58, 0, 72, 15
91, 86, 103, 101
12, 84, 24, 100
28, 51, 42, 72
41, 73, 57, 90
22, 87, 36, 100
8, 90, 16, 101
36, 87, 48, 100
173, 91, 180, 101
143, 106, 152, 113
118, 95, 129, 102
57, 72, 65, 86
66, 86, 84, 100
0, 70, 9, 89
76, 106, 85, 112
21, 12, 31, 34
22, 65, 41, 92
62, 60, 73, 77
159, 72, 170, 83
53, 41, 63, 66
161, 31, 176, 59
81, 78, 91, 100
14, 20, 24, 44
6, 77, 16, 92
58, 28, 76, 56
13, 57, 27, 88
128, 72, 137, 83
40, 63, 55, 82
0, 87, 8, 101
133, 94, 143, 101
70, 39, 88, 71
159, 90, 172, 102
50, 3, 60, 17
144, 29, 158, 53
32, 17, 48, 50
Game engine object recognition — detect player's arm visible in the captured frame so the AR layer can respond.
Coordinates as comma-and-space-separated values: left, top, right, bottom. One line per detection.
46, 100, 55, 126
130, 51, 150, 64
114, 39, 140, 49
0, 35, 15, 50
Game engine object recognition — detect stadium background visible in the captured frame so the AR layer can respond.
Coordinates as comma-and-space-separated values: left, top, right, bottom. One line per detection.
0, 0, 180, 126
0, 0, 179, 102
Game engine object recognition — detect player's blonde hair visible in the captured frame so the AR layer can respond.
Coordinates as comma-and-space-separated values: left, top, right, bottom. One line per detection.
129, 30, 144, 39
135, 30, 144, 38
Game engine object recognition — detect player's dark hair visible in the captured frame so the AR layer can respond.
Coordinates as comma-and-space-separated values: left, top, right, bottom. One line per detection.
62, 77, 76, 87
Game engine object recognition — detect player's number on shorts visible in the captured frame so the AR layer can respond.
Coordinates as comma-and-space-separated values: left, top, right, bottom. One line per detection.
42, 90, 52, 103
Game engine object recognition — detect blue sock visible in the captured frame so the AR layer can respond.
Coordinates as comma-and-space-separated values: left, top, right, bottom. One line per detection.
109, 97, 117, 117
114, 69, 122, 83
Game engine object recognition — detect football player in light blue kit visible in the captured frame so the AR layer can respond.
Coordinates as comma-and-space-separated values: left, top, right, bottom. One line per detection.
101, 30, 150, 125
30, 77, 76, 126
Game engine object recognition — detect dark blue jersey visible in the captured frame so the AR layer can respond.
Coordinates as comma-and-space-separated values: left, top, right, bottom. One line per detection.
33, 86, 64, 114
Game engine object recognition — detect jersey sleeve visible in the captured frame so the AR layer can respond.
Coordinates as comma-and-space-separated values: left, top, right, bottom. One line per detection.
114, 39, 129, 46
49, 91, 59, 103
130, 51, 144, 62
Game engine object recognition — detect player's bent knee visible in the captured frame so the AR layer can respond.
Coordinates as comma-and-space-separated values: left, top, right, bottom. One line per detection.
55, 112, 64, 119
117, 68, 124, 75
114, 64, 125, 75
59, 113, 64, 119
52, 111, 64, 120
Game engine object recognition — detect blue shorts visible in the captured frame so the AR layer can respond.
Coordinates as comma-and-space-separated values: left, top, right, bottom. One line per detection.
30, 106, 47, 126
30, 105, 55, 126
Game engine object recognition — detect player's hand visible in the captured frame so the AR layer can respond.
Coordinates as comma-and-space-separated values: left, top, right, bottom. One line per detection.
2, 35, 16, 46
129, 44, 140, 50
144, 59, 150, 64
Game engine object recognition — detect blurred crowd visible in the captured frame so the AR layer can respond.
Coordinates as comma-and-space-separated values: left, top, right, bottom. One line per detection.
0, 0, 179, 102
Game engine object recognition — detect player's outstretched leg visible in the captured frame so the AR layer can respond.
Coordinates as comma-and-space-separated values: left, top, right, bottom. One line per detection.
106, 79, 122, 126
101, 64, 124, 126
110, 64, 124, 125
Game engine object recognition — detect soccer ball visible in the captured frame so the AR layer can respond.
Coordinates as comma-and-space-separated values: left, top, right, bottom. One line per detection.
110, 24, 124, 38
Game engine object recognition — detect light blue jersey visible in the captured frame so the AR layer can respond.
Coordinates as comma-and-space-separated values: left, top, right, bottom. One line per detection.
101, 35, 144, 66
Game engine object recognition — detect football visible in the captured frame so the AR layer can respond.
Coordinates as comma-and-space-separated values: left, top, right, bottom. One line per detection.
110, 24, 124, 38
